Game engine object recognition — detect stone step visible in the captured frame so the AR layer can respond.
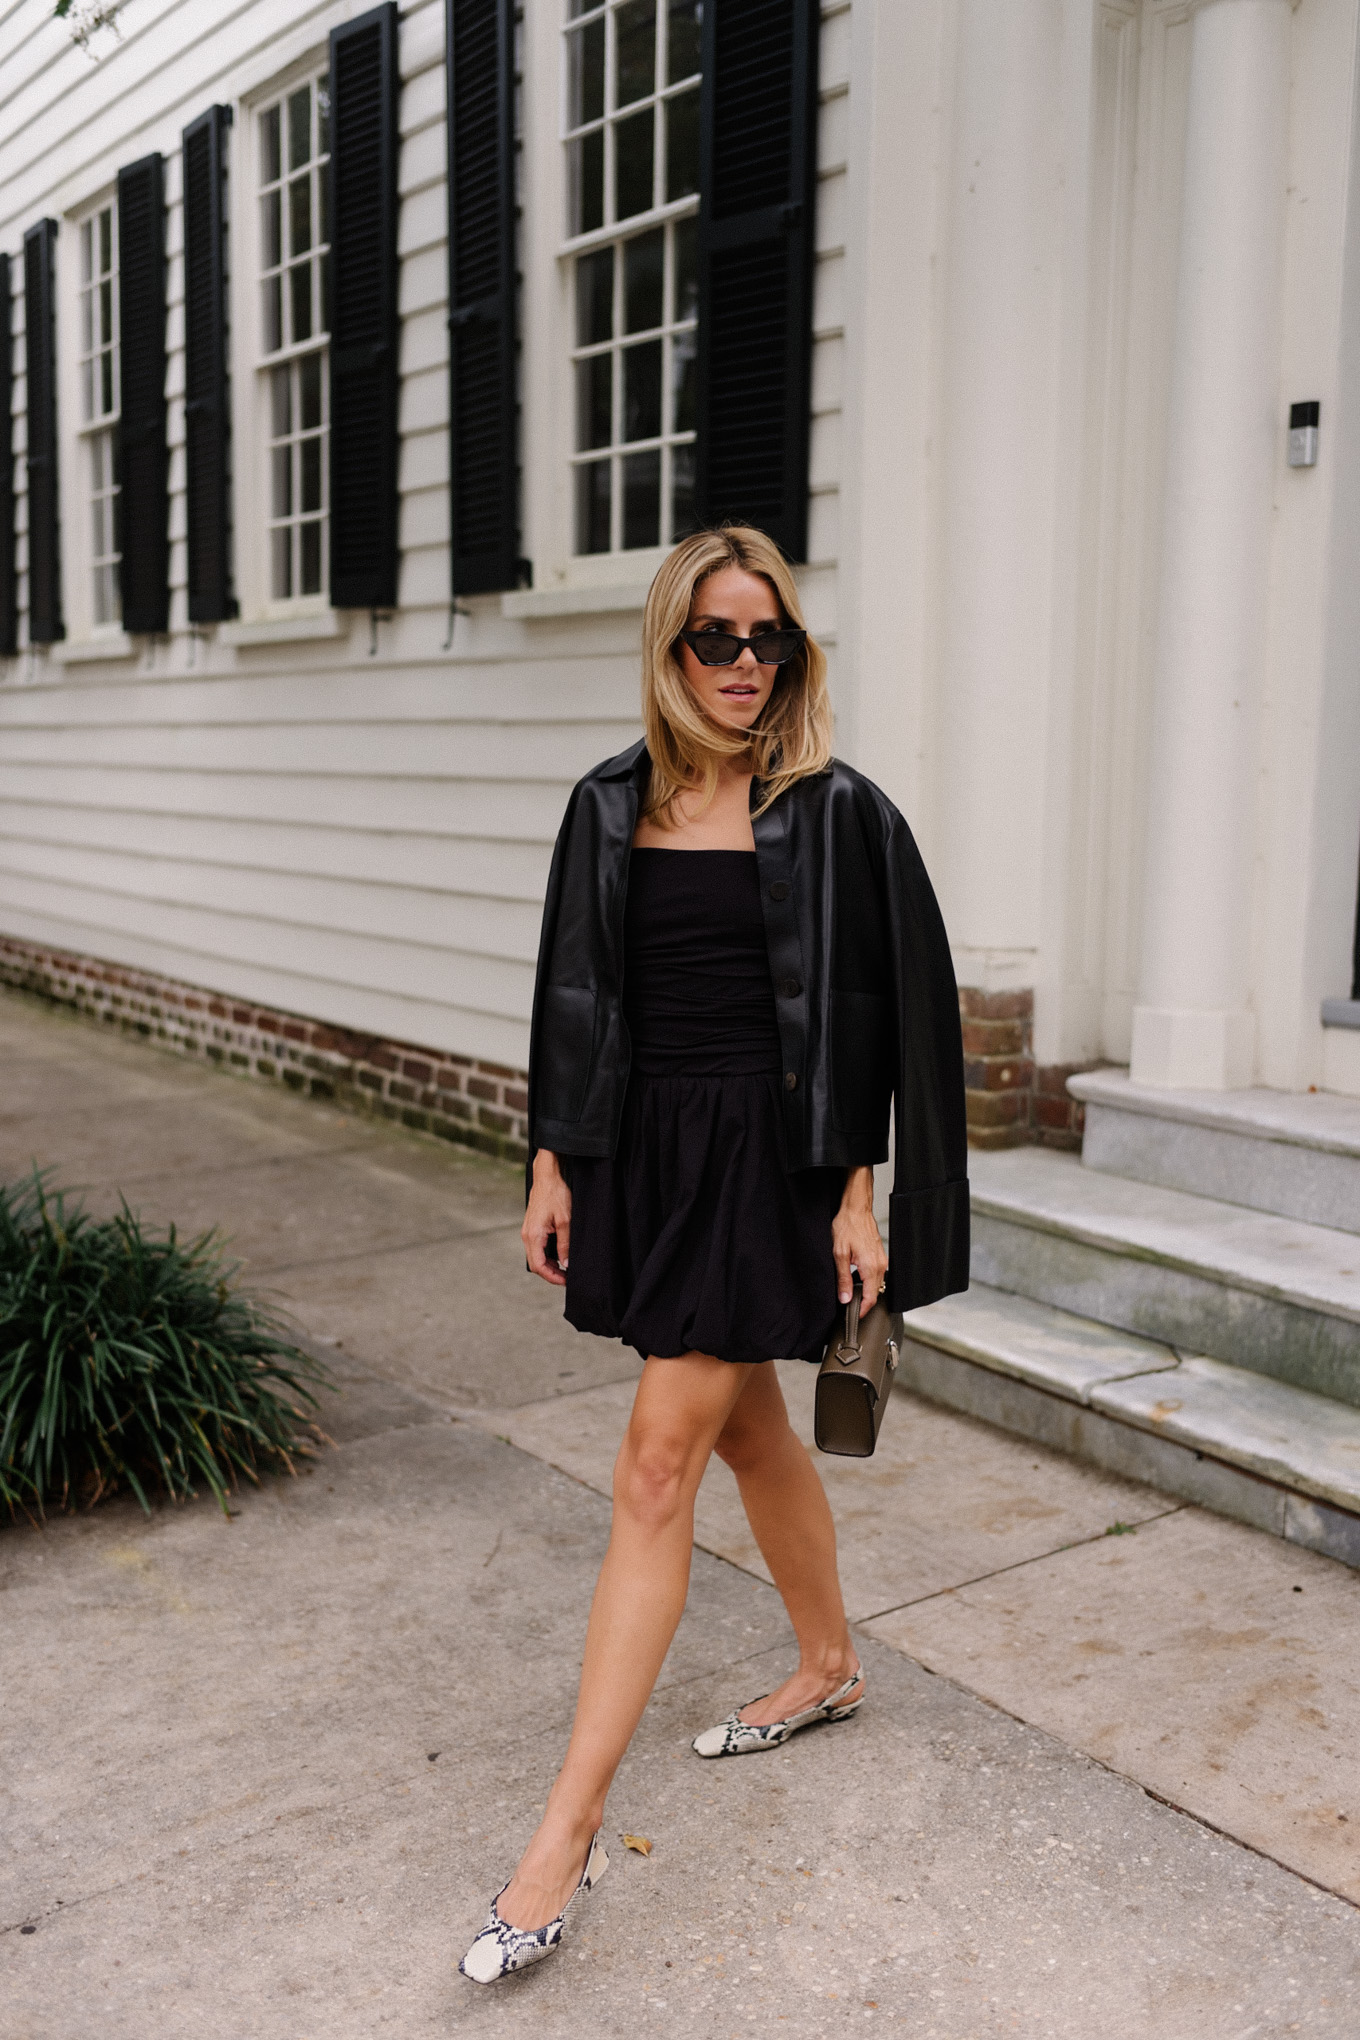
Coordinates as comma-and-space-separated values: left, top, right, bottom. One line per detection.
968, 1146, 1360, 1407
1069, 1067, 1360, 1233
899, 1282, 1360, 1568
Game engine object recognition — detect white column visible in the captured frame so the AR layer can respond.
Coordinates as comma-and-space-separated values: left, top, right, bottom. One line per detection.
1131, 0, 1291, 1089
932, 0, 1064, 990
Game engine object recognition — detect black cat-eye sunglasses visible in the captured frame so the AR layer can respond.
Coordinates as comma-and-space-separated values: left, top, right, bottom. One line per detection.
677, 628, 807, 668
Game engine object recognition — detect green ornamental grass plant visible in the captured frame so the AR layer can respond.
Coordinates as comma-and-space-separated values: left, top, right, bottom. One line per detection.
0, 1170, 331, 1521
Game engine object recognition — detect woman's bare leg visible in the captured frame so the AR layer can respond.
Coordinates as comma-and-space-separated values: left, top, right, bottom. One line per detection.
712, 1364, 862, 1726
496, 1352, 753, 1930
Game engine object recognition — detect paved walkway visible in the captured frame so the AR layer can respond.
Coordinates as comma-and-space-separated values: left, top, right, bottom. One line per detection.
3, 989, 1360, 2038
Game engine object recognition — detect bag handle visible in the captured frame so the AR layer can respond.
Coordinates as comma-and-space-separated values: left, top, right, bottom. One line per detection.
834, 1274, 863, 1365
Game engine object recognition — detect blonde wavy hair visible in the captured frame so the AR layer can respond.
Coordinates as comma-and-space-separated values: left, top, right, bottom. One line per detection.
640, 525, 833, 825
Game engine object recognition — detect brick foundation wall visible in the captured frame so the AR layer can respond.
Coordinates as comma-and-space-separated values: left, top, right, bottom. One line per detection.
959, 987, 1100, 1152
0, 937, 1102, 1167
0, 935, 530, 1165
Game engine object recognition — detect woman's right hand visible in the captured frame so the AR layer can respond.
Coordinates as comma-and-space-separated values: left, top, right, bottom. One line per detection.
523, 1149, 571, 1286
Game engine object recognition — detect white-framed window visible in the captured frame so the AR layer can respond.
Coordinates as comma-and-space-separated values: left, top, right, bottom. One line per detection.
77, 199, 120, 625
562, 0, 701, 555
256, 69, 331, 601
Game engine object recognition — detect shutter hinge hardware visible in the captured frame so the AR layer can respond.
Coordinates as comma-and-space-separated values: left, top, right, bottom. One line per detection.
368, 608, 395, 657
440, 599, 473, 654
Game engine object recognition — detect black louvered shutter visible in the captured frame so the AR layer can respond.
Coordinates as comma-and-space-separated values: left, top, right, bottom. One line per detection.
694, 0, 819, 560
446, 0, 523, 595
0, 255, 15, 657
24, 219, 63, 644
182, 106, 236, 623
329, 2, 400, 610
117, 155, 169, 634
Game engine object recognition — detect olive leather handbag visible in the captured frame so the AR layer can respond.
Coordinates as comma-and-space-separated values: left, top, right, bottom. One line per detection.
813, 1276, 903, 1457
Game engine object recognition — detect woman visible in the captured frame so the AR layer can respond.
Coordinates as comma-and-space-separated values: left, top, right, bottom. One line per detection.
460, 525, 968, 1985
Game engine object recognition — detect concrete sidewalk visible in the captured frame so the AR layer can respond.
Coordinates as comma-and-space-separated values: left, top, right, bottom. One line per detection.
3, 989, 1360, 2037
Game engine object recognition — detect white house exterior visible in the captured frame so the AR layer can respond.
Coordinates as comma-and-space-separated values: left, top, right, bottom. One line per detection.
2, 0, 1360, 1151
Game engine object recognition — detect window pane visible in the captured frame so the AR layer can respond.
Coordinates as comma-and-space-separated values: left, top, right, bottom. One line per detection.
289, 176, 312, 257
288, 86, 311, 171
81, 358, 93, 420
319, 164, 332, 247
290, 262, 313, 343
99, 208, 111, 275
567, 17, 605, 127
576, 247, 614, 347
300, 352, 323, 431
272, 525, 292, 598
671, 326, 696, 432
320, 251, 331, 334
568, 0, 600, 15
99, 279, 112, 347
576, 355, 613, 451
616, 0, 656, 107
673, 214, 698, 323
261, 104, 281, 184
272, 444, 292, 519
271, 362, 292, 437
300, 519, 323, 595
623, 339, 662, 441
91, 428, 108, 492
317, 75, 330, 156
100, 349, 113, 417
622, 449, 660, 549
615, 107, 655, 221
666, 88, 700, 201
576, 459, 611, 553
667, 0, 702, 83
262, 189, 281, 269
624, 229, 664, 333
671, 442, 697, 538
80, 219, 92, 286
263, 275, 282, 354
301, 436, 322, 514
571, 131, 604, 236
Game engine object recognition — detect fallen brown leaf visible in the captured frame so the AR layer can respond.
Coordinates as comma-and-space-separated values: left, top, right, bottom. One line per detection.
621, 1833, 653, 1856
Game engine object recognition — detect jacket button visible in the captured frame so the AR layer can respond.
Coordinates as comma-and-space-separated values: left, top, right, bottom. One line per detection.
784, 1071, 798, 1091
769, 880, 791, 901
778, 977, 802, 998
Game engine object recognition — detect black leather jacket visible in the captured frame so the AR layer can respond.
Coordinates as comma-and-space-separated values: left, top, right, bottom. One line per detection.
527, 739, 970, 1312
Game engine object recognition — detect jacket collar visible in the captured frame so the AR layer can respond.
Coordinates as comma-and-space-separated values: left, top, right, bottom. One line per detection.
594, 737, 650, 783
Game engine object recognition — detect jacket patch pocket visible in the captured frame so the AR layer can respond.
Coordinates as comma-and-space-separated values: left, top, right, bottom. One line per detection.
830, 990, 892, 1134
537, 984, 598, 1124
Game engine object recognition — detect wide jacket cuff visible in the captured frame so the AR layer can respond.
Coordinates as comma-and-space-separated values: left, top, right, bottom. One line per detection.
886, 1179, 970, 1313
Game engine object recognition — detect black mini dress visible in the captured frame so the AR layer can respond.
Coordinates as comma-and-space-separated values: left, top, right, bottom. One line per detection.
564, 848, 844, 1364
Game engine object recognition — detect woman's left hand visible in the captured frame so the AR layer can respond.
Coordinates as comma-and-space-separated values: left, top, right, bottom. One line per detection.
832, 1165, 888, 1310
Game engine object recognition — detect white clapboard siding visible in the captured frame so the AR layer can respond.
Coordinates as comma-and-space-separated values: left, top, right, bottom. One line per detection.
0, 803, 555, 900
0, 0, 848, 1066
812, 4, 849, 573
0, 765, 581, 842
0, 892, 536, 1065
0, 717, 637, 783
0, 836, 547, 959
0, 663, 647, 731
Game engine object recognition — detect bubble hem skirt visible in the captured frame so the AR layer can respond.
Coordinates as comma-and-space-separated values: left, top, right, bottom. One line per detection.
564, 1071, 845, 1366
